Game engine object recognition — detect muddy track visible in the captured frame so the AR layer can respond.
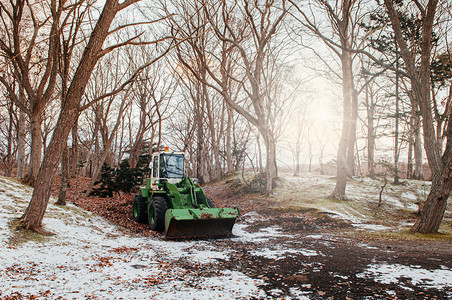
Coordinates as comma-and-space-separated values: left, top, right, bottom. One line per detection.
174, 213, 452, 299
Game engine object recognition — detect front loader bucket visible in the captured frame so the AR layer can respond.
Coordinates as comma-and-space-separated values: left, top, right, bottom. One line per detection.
165, 207, 239, 238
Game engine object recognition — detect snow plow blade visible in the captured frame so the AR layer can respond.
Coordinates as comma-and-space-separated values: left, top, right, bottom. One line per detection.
165, 207, 239, 238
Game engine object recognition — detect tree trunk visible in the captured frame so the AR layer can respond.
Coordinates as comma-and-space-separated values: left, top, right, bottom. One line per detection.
70, 123, 79, 178
384, 0, 444, 233
226, 105, 234, 175
346, 89, 358, 177
413, 113, 423, 179
16, 108, 26, 179
19, 0, 122, 233
366, 84, 375, 177
256, 134, 263, 173
331, 47, 354, 199
195, 86, 205, 184
204, 82, 222, 180
56, 146, 69, 206
411, 129, 452, 233
85, 145, 112, 196
23, 111, 43, 186
407, 116, 414, 179
4, 101, 14, 177
296, 148, 300, 175
394, 52, 400, 184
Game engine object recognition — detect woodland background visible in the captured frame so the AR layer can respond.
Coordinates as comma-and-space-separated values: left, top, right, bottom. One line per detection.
0, 0, 451, 233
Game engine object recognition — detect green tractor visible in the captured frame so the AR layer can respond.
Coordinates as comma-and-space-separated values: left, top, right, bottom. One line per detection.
132, 149, 240, 238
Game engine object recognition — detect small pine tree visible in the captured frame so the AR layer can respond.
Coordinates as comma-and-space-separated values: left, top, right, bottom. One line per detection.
90, 163, 116, 197
90, 156, 151, 197
116, 160, 140, 194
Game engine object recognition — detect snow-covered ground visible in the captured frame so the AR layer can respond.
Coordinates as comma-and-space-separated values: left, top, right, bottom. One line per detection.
0, 177, 266, 299
278, 173, 451, 233
1, 175, 451, 299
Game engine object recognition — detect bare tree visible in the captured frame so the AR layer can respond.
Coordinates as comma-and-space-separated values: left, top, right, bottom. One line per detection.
83, 84, 134, 196
0, 0, 63, 184
204, 0, 288, 193
167, 0, 230, 182
126, 62, 174, 169
315, 127, 329, 175
288, 102, 308, 175
289, 0, 372, 199
19, 0, 150, 233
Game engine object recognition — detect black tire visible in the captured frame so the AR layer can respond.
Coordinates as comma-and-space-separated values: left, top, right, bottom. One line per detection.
132, 194, 148, 224
148, 196, 168, 232
206, 197, 215, 208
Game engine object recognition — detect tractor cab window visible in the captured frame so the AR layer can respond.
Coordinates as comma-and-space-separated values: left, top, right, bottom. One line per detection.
152, 156, 158, 178
160, 154, 184, 178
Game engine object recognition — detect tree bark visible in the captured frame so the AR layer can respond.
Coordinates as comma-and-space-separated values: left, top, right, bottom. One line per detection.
16, 104, 26, 179
4, 100, 14, 176
226, 105, 234, 175
195, 84, 206, 184
23, 111, 43, 186
411, 119, 452, 233
205, 87, 222, 180
394, 51, 400, 184
346, 89, 358, 178
407, 113, 414, 179
366, 83, 375, 177
413, 113, 423, 179
56, 146, 69, 206
70, 123, 79, 178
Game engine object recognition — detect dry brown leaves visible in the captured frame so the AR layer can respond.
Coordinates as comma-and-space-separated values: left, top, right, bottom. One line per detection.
50, 176, 157, 236
49, 175, 269, 235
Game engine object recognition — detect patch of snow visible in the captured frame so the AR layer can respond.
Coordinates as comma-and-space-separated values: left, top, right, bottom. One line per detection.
322, 206, 367, 224
401, 192, 417, 201
288, 287, 311, 299
189, 249, 230, 263
352, 223, 393, 231
382, 195, 405, 209
240, 211, 266, 223
250, 248, 318, 260
386, 290, 397, 296
334, 274, 349, 280
357, 263, 452, 290
191, 270, 267, 299
305, 234, 323, 239
232, 224, 291, 242
268, 288, 284, 296
357, 243, 379, 250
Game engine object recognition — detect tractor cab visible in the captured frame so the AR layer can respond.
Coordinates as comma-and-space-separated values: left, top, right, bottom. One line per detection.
150, 150, 185, 189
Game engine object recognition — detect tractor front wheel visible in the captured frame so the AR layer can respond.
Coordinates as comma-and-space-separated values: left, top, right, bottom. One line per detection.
206, 197, 215, 208
132, 194, 147, 223
148, 196, 167, 232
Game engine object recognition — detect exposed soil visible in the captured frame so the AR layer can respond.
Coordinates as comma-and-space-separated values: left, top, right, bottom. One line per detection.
53, 176, 452, 299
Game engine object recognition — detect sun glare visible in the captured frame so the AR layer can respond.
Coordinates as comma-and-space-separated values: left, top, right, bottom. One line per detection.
313, 106, 333, 124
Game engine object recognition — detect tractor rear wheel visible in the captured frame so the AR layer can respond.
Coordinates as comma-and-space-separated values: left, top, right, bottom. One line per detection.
148, 196, 167, 232
132, 194, 147, 223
